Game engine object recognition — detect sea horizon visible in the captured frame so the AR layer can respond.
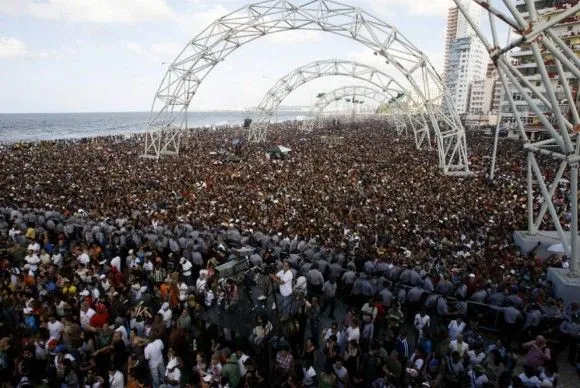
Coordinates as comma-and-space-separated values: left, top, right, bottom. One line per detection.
0, 110, 308, 143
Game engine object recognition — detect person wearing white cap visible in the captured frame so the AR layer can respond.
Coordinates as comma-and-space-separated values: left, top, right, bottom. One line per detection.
159, 302, 172, 328
180, 257, 193, 286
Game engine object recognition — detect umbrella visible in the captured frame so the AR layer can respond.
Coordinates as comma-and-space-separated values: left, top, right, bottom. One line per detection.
547, 243, 565, 253
270, 145, 292, 154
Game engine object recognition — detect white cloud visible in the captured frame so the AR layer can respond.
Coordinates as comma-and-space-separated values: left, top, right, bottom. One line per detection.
123, 41, 182, 61
369, 0, 453, 17
151, 42, 183, 58
0, 0, 177, 23
179, 4, 231, 37
124, 42, 147, 55
0, 37, 48, 59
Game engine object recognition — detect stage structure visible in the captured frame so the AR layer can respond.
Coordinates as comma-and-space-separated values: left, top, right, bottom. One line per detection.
302, 85, 411, 137
251, 59, 430, 149
454, 0, 580, 276
144, 0, 470, 175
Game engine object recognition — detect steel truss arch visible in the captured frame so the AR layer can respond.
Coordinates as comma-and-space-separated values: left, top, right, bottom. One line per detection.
252, 59, 430, 149
144, 0, 470, 174
303, 85, 410, 136
454, 0, 580, 276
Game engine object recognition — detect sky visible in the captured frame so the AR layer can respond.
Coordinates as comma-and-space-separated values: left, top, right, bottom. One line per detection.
0, 0, 502, 113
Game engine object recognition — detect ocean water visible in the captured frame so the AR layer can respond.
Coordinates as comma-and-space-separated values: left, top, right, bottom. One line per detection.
0, 111, 307, 143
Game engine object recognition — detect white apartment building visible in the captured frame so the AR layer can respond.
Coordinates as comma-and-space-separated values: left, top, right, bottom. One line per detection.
501, 0, 579, 130
444, 1, 487, 115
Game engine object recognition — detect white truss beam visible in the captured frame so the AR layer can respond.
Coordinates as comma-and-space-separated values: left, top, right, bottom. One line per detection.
305, 85, 420, 138
144, 0, 470, 174
251, 59, 431, 149
455, 0, 580, 276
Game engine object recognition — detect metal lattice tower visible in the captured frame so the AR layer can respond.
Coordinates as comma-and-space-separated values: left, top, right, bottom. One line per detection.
454, 0, 580, 276
144, 0, 470, 174
251, 59, 431, 149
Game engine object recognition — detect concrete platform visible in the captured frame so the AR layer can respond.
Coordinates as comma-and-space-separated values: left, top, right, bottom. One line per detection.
514, 231, 580, 307
546, 268, 580, 307
513, 230, 580, 260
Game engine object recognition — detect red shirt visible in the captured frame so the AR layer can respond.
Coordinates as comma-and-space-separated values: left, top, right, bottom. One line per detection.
90, 312, 109, 328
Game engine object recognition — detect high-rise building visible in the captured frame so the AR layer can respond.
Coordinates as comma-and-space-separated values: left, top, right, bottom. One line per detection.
465, 62, 504, 128
444, 0, 486, 115
483, 63, 502, 115
468, 79, 486, 114
500, 0, 579, 131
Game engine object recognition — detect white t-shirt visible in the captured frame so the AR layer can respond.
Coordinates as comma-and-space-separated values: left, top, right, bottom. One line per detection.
77, 253, 90, 265
47, 320, 64, 340
115, 325, 129, 345
182, 260, 193, 276
165, 366, 181, 385
414, 314, 430, 333
110, 257, 121, 272
238, 353, 249, 376
468, 370, 490, 388
51, 253, 63, 267
109, 370, 124, 388
346, 326, 360, 342
303, 366, 317, 386
24, 254, 40, 271
448, 320, 466, 341
144, 339, 164, 367
276, 269, 293, 297
80, 308, 96, 328
159, 308, 172, 328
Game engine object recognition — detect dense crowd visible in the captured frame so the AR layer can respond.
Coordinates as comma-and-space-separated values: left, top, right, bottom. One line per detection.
0, 120, 578, 388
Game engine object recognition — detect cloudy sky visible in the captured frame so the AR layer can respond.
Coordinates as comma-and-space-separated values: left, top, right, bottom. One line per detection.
0, 0, 495, 113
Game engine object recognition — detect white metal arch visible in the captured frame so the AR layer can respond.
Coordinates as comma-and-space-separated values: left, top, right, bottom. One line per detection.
304, 85, 410, 136
252, 59, 430, 148
454, 0, 580, 276
143, 0, 469, 174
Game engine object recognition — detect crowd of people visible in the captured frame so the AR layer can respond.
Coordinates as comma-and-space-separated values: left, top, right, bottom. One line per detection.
0, 120, 578, 388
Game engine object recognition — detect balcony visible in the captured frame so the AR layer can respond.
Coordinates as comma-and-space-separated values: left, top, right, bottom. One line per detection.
511, 49, 533, 57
